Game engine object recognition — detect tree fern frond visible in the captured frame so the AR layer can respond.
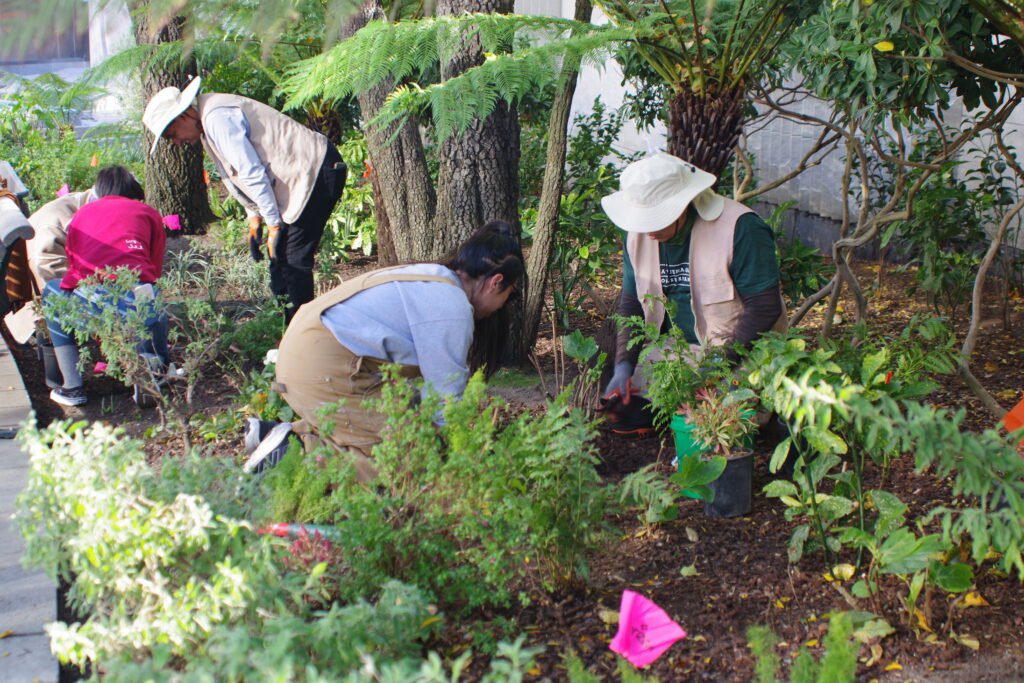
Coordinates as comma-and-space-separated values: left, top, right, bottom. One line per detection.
282, 12, 612, 110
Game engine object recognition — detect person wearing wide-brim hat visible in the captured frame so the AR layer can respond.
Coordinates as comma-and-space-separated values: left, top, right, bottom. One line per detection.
142, 77, 347, 322
599, 152, 787, 437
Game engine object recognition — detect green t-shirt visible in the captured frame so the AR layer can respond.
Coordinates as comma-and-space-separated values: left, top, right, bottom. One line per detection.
622, 211, 780, 344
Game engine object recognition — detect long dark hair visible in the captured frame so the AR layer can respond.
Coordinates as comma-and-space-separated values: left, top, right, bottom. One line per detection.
442, 220, 526, 376
94, 165, 145, 201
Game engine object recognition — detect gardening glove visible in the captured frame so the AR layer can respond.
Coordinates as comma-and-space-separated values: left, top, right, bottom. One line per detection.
247, 216, 263, 262
267, 224, 282, 262
599, 361, 636, 414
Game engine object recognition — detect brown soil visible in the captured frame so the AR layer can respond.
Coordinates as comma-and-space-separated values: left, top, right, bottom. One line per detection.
10, 255, 1024, 681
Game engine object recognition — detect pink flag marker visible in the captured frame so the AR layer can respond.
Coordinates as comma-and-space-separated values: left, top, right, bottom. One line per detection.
162, 214, 182, 231
93, 361, 108, 373
609, 590, 687, 668
56, 183, 70, 197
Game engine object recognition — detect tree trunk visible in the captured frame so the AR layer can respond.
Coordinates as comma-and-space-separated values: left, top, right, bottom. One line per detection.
520, 0, 593, 360
345, 0, 522, 264
132, 12, 214, 234
432, 0, 520, 260
666, 84, 746, 180
344, 2, 437, 265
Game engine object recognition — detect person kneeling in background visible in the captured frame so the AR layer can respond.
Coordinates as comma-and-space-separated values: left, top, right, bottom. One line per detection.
243, 221, 525, 476
42, 166, 168, 407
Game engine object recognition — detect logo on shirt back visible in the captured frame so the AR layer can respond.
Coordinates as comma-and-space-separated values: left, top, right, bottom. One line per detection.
124, 239, 145, 251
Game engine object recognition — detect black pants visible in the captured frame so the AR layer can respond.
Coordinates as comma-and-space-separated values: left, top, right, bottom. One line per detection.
270, 144, 347, 322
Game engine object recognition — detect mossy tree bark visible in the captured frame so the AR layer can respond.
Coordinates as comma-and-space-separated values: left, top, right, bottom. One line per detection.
132, 12, 214, 234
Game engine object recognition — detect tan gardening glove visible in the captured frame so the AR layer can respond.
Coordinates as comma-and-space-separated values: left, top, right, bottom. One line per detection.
267, 224, 282, 262
247, 216, 263, 262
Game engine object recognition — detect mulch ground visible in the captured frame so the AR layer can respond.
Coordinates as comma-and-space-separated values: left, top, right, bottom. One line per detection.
10, 248, 1024, 682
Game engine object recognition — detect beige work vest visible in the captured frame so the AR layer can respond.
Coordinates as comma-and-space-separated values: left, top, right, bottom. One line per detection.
197, 93, 328, 225
276, 267, 461, 410
26, 190, 93, 288
626, 197, 787, 349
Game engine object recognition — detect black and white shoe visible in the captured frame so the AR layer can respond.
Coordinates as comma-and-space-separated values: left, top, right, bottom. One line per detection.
244, 417, 289, 456
50, 385, 87, 407
243, 423, 295, 474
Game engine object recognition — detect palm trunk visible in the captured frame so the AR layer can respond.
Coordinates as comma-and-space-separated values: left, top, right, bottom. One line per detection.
666, 84, 746, 180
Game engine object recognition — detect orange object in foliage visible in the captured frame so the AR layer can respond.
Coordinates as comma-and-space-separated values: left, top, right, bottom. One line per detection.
89, 154, 99, 167
362, 160, 373, 178
1002, 396, 1024, 446
203, 169, 210, 184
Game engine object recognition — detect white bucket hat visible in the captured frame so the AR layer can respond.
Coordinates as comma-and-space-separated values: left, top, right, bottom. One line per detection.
142, 77, 202, 154
601, 152, 725, 233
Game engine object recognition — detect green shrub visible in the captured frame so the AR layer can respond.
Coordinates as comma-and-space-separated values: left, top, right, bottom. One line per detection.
14, 419, 542, 680
747, 612, 858, 683
265, 370, 614, 612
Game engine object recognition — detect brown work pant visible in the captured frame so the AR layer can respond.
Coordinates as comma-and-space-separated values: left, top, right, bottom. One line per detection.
274, 342, 419, 483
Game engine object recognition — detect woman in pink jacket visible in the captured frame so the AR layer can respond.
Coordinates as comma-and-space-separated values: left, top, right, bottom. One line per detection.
42, 165, 167, 407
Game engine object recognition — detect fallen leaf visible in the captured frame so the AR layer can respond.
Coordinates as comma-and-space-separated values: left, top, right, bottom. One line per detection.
963, 591, 990, 607
685, 527, 699, 543
884, 661, 903, 671
0, 630, 11, 639
866, 643, 883, 666
985, 362, 999, 373
914, 608, 933, 633
680, 564, 700, 577
598, 608, 619, 624
952, 633, 980, 651
805, 639, 819, 647
831, 563, 856, 581
774, 599, 785, 609
527, 667, 541, 675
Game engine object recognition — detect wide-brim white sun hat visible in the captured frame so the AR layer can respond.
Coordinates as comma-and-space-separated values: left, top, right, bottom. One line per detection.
142, 77, 202, 154
601, 152, 725, 233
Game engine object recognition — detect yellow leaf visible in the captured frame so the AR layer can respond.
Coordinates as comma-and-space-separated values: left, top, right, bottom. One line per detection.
527, 667, 541, 675
963, 591, 990, 607
0, 630, 12, 639
686, 527, 700, 543
885, 661, 903, 671
952, 633, 980, 650
419, 616, 442, 629
805, 639, 819, 647
780, 496, 803, 508
914, 608, 933, 632
599, 608, 620, 624
866, 643, 883, 666
984, 361, 999, 372
831, 563, 856, 581
873, 40, 894, 52
774, 599, 785, 609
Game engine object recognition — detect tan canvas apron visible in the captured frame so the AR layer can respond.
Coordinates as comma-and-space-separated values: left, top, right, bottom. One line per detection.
274, 268, 461, 481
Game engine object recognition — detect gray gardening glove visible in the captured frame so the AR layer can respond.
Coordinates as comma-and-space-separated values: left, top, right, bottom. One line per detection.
601, 361, 635, 409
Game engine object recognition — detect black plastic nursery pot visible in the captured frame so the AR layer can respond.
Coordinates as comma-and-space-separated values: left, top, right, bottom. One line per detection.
37, 335, 63, 389
703, 450, 754, 518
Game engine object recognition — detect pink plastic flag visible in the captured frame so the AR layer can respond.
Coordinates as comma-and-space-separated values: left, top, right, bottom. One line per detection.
609, 590, 687, 667
56, 183, 70, 197
93, 361, 108, 373
162, 214, 182, 231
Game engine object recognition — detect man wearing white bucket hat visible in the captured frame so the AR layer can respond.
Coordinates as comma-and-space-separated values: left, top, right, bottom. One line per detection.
142, 78, 347, 321
600, 153, 786, 437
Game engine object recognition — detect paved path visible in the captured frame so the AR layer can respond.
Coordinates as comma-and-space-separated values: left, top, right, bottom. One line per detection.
0, 342, 57, 683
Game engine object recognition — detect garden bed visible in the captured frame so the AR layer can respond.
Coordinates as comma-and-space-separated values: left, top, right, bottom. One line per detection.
12, 252, 1024, 681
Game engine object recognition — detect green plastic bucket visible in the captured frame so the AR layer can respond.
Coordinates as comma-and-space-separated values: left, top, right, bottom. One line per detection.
671, 411, 757, 499
671, 414, 709, 499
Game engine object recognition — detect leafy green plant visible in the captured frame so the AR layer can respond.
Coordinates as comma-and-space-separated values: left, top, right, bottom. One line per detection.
265, 369, 614, 612
765, 201, 834, 307
15, 419, 544, 680
678, 387, 757, 458
747, 612, 859, 683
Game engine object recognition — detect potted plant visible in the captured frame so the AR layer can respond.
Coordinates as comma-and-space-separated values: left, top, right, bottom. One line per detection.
678, 387, 758, 518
